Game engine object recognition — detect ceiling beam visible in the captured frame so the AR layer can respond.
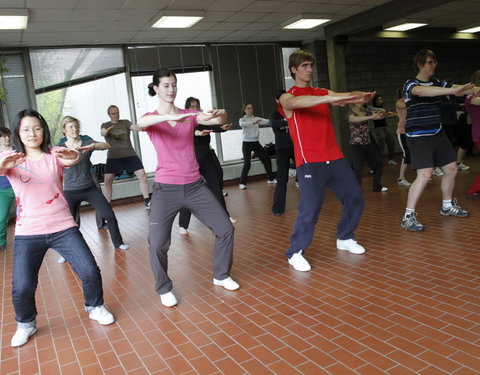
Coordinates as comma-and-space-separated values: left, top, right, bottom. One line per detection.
324, 0, 454, 38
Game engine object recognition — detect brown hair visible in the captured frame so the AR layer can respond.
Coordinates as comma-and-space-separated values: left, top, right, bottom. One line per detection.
413, 49, 436, 73
471, 70, 480, 86
288, 50, 315, 79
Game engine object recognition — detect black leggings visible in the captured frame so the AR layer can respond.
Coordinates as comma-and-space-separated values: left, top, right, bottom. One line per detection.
239, 141, 274, 185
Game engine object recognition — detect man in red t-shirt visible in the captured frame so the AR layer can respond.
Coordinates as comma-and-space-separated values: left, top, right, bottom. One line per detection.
279, 50, 374, 271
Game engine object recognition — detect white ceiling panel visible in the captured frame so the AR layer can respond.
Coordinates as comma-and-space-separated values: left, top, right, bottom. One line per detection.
0, 1, 478, 47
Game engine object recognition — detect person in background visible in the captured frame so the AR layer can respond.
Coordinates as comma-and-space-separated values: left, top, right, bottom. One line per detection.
465, 69, 480, 198
370, 95, 398, 166
401, 49, 479, 231
395, 90, 412, 187
0, 126, 15, 250
0, 109, 114, 348
270, 89, 296, 216
177, 97, 236, 235
56, 116, 129, 263
238, 103, 276, 189
137, 68, 239, 308
348, 102, 389, 192
101, 105, 150, 208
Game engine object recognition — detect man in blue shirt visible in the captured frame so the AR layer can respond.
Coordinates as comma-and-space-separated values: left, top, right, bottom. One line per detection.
401, 49, 480, 231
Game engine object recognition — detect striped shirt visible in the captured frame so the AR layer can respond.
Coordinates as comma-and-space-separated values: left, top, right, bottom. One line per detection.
403, 77, 449, 137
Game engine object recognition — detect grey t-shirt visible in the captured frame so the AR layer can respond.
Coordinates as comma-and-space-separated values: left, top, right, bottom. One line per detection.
58, 136, 97, 191
101, 119, 137, 159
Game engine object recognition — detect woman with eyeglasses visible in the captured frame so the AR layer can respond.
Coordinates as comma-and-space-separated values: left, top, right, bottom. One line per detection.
0, 109, 115, 348
137, 68, 239, 308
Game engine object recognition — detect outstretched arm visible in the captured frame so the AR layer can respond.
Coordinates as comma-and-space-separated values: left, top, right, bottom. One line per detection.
137, 113, 193, 128
412, 83, 479, 97
197, 109, 227, 125
55, 148, 81, 167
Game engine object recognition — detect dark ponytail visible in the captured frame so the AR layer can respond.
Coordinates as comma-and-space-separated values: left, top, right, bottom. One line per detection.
148, 68, 177, 97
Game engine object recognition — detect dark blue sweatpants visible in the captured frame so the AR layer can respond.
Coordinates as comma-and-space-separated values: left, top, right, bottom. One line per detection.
285, 158, 364, 258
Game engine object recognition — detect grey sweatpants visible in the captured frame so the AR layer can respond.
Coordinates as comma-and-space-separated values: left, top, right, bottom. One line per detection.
148, 178, 234, 295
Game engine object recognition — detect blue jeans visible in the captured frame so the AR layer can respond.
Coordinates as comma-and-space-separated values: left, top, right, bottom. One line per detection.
12, 226, 104, 327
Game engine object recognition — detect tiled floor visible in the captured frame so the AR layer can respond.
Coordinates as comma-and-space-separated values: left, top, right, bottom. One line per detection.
1, 156, 480, 375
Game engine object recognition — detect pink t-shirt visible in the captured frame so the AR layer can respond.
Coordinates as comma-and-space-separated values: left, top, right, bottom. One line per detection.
3, 147, 77, 236
465, 95, 480, 142
143, 109, 200, 184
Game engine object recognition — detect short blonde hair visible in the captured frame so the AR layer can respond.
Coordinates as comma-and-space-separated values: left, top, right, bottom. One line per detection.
61, 115, 80, 133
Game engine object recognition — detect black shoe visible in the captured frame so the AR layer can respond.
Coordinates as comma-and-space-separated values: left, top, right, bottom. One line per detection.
144, 198, 151, 209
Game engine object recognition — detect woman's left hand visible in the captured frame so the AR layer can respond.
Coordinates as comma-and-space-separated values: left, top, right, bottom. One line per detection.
221, 123, 232, 130
77, 143, 95, 152
200, 109, 225, 120
55, 147, 79, 160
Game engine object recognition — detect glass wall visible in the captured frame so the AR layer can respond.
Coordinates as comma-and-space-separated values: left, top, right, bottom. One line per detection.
36, 73, 131, 165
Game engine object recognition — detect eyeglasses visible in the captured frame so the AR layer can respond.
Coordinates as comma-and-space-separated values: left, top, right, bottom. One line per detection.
425, 60, 438, 65
21, 127, 43, 134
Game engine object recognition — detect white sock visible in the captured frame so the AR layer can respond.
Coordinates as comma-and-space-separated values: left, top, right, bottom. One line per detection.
443, 199, 452, 209
404, 208, 415, 217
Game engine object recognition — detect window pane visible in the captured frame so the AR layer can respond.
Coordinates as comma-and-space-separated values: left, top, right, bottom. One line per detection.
221, 127, 274, 162
131, 71, 214, 173
282, 47, 299, 90
36, 73, 131, 166
30, 47, 124, 91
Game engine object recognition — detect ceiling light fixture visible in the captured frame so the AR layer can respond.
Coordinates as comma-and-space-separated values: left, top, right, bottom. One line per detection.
458, 25, 480, 33
0, 8, 28, 30
282, 14, 331, 30
383, 19, 427, 32
151, 10, 204, 29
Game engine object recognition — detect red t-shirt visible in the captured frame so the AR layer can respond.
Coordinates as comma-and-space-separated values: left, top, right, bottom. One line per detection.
279, 86, 344, 167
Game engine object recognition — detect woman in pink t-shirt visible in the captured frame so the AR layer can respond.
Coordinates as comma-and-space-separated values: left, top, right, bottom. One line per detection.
137, 68, 239, 308
466, 70, 480, 197
0, 109, 115, 348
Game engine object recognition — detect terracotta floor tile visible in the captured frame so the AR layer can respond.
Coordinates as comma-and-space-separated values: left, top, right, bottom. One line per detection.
1, 162, 480, 373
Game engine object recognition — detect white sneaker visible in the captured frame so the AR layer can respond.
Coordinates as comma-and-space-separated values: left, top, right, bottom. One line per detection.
213, 276, 240, 290
88, 305, 115, 325
388, 159, 398, 166
288, 251, 311, 271
222, 190, 228, 196
336, 239, 365, 254
267, 179, 277, 184
398, 178, 411, 187
288, 168, 296, 178
239, 184, 247, 190
118, 243, 130, 251
381, 186, 388, 192
160, 291, 178, 307
295, 181, 300, 188
11, 326, 37, 347
57, 256, 66, 263
457, 162, 470, 171
432, 167, 444, 176
178, 227, 188, 235
229, 217, 237, 224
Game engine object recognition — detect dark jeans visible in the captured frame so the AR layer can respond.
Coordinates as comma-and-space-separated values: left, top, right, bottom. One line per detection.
239, 141, 274, 185
12, 226, 103, 327
179, 151, 228, 229
272, 145, 295, 214
373, 126, 395, 160
149, 178, 234, 295
64, 185, 124, 247
286, 159, 364, 258
350, 143, 384, 191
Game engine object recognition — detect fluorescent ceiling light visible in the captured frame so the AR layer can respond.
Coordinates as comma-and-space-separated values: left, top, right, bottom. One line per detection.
151, 11, 203, 29
458, 25, 480, 33
282, 15, 331, 30
384, 23, 427, 31
0, 9, 28, 30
